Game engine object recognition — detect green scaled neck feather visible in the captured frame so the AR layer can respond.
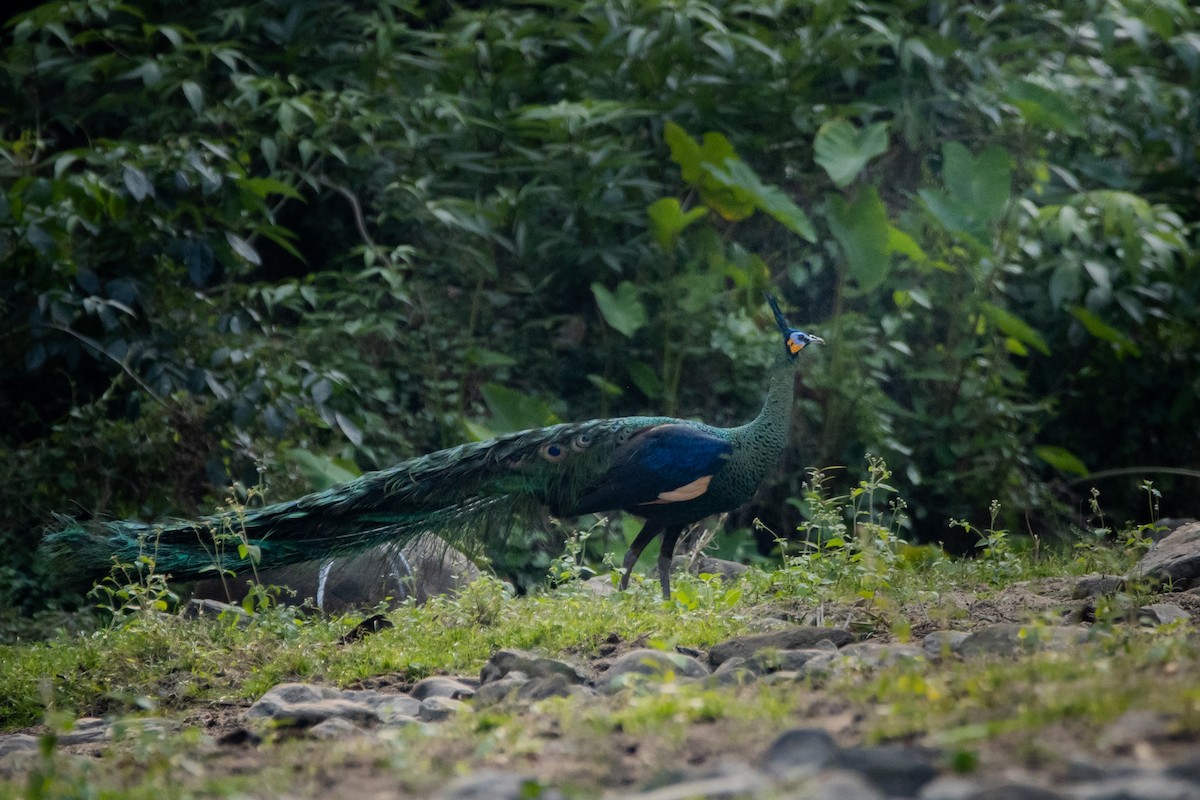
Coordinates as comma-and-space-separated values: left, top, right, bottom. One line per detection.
41, 294, 823, 600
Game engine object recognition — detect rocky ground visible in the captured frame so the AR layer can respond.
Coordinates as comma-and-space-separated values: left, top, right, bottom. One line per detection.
3, 522, 1200, 799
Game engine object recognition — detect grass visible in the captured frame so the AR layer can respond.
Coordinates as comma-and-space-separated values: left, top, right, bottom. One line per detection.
1, 466, 1191, 798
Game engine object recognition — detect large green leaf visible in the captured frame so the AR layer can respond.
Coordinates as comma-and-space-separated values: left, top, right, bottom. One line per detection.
480, 383, 558, 434
981, 302, 1050, 355
647, 197, 708, 251
1034, 445, 1089, 476
592, 281, 647, 338
1005, 80, 1083, 135
813, 119, 890, 188
942, 142, 1011, 227
1068, 306, 1142, 358
710, 158, 816, 241
827, 187, 890, 292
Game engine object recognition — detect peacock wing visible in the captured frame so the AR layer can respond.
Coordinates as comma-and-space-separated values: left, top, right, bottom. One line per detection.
563, 423, 732, 515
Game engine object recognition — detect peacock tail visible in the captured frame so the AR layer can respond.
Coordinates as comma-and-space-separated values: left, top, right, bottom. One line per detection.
42, 415, 669, 585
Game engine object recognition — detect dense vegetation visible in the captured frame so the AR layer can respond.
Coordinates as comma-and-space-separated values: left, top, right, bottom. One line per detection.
2, 0, 1197, 610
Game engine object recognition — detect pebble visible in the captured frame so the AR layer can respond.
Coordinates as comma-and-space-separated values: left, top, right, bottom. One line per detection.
410, 676, 476, 701
603, 648, 710, 691
708, 626, 853, 666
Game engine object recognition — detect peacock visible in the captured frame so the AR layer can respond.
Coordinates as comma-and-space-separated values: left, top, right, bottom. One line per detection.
42, 295, 823, 600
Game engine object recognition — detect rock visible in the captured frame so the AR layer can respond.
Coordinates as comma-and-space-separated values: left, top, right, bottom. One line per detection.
57, 717, 110, 745
603, 649, 709, 691
307, 717, 364, 740
438, 770, 562, 800
701, 665, 757, 688
671, 555, 749, 582
419, 696, 470, 722
479, 648, 586, 685
955, 624, 1088, 658
918, 775, 986, 799
1135, 603, 1190, 625
472, 674, 529, 706
582, 575, 617, 596
410, 676, 476, 701
192, 536, 481, 613
246, 683, 378, 727
1097, 711, 1180, 751
761, 727, 838, 778
1069, 774, 1200, 800
180, 598, 251, 626
834, 744, 940, 797
923, 630, 970, 658
708, 627, 853, 666
967, 785, 1067, 799
1073, 575, 1126, 599
515, 674, 583, 702
806, 770, 887, 800
0, 734, 39, 757
840, 642, 924, 667
622, 767, 769, 799
745, 648, 836, 674
1131, 521, 1200, 588
342, 690, 421, 723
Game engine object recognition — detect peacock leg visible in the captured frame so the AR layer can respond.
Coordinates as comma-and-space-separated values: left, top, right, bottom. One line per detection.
656, 525, 684, 600
618, 521, 664, 591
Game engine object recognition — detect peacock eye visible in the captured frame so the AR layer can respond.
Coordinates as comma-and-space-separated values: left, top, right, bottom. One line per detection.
539, 443, 566, 462
571, 433, 592, 451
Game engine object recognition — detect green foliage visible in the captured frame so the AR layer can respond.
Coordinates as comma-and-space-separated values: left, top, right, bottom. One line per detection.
2, 0, 1199, 608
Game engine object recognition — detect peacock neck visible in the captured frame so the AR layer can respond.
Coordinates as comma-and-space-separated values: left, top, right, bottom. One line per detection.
729, 352, 796, 457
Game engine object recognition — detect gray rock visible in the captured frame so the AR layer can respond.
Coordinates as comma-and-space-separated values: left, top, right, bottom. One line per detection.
471, 674, 529, 706
956, 624, 1088, 658
1097, 710, 1179, 751
438, 770, 562, 800
479, 648, 586, 685
924, 631, 970, 659
835, 744, 940, 797
307, 716, 364, 740
1136, 603, 1191, 625
968, 785, 1067, 800
193, 536, 481, 613
918, 775, 987, 799
419, 696, 470, 721
1073, 575, 1126, 599
622, 767, 769, 800
1068, 774, 1200, 800
603, 649, 710, 691
246, 683, 378, 727
745, 647, 836, 674
708, 626, 853, 666
340, 690, 421, 722
840, 642, 924, 667
410, 676, 476, 700
515, 674, 581, 702
1131, 521, 1200, 587
180, 598, 251, 626
671, 555, 749, 582
806, 770, 887, 800
761, 727, 838, 778
582, 575, 617, 596
1168, 755, 1200, 783
0, 733, 39, 757
57, 717, 110, 745
700, 666, 757, 688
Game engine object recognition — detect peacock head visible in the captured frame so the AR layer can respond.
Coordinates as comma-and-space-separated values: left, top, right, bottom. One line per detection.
766, 293, 824, 359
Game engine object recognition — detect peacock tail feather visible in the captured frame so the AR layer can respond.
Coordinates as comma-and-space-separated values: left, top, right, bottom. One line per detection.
42, 416, 669, 586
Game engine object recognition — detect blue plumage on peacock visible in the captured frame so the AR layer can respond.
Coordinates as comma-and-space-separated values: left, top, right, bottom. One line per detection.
42, 295, 823, 599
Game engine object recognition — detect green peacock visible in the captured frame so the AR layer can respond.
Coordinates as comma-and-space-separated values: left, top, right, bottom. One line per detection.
42, 295, 823, 599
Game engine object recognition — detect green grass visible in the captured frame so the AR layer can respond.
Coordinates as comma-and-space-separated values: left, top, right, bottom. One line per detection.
2, 465, 1189, 798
